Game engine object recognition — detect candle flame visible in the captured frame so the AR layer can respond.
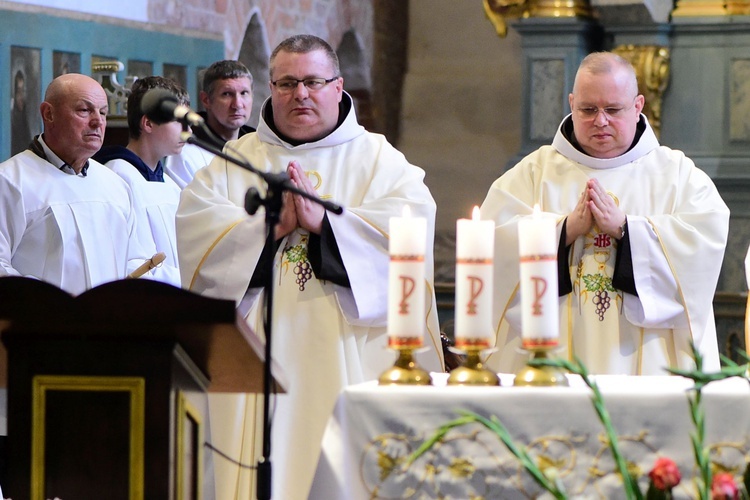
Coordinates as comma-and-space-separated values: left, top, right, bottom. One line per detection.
402, 205, 412, 218
532, 203, 541, 216
472, 206, 481, 221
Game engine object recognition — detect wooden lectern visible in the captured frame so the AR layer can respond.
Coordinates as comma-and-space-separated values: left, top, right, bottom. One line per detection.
0, 277, 282, 500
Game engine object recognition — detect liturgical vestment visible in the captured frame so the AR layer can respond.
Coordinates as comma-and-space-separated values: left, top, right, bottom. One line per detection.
177, 93, 444, 500
0, 145, 150, 295
100, 152, 182, 287
481, 115, 729, 375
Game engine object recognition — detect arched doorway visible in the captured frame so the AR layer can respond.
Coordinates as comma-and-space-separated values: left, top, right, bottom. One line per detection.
237, 11, 270, 127
337, 29, 374, 131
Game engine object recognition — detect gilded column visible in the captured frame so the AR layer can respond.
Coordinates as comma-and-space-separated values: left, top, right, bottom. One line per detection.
672, 0, 728, 16
727, 0, 750, 14
612, 45, 670, 138
483, 0, 593, 37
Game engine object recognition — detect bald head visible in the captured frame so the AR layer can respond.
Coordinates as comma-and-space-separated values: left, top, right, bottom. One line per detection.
568, 52, 645, 159
572, 52, 639, 99
41, 73, 108, 172
45, 74, 94, 104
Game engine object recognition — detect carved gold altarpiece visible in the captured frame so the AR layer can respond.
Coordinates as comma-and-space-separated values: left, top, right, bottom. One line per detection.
673, 0, 750, 16
612, 45, 671, 138
483, 0, 594, 37
482, 0, 671, 139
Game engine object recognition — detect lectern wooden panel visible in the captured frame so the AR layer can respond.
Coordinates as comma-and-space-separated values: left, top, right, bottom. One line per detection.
0, 277, 278, 500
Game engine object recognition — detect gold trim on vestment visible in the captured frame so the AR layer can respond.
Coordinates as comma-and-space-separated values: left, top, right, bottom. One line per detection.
424, 280, 445, 369
189, 218, 245, 291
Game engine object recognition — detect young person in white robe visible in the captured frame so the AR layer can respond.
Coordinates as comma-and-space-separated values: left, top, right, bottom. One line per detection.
93, 76, 187, 288
164, 60, 255, 189
0, 73, 156, 295
481, 52, 730, 375
176, 35, 445, 500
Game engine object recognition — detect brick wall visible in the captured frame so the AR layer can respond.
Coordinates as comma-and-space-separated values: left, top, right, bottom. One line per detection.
142, 0, 373, 64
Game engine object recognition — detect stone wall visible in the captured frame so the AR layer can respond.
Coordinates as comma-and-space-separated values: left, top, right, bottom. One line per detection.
400, 0, 524, 282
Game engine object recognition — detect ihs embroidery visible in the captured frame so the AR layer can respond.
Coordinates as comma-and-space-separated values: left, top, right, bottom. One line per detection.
282, 232, 312, 291
577, 190, 622, 322
581, 227, 617, 321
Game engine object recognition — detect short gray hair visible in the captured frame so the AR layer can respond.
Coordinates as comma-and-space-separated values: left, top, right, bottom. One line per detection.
269, 34, 340, 80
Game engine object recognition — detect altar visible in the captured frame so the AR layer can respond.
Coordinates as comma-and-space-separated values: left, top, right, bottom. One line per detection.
309, 373, 750, 499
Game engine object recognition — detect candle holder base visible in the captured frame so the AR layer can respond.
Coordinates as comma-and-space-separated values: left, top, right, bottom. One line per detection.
378, 345, 432, 386
447, 346, 500, 386
513, 345, 569, 387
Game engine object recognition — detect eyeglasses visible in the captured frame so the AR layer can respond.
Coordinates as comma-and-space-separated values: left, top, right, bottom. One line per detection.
574, 97, 637, 120
271, 77, 339, 93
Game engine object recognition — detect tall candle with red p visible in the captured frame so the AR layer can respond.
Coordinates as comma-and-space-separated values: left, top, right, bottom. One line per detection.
517, 204, 559, 348
454, 206, 494, 349
387, 205, 426, 347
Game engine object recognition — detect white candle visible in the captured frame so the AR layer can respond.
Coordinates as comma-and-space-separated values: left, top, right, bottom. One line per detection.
455, 206, 495, 348
517, 204, 559, 347
387, 205, 426, 345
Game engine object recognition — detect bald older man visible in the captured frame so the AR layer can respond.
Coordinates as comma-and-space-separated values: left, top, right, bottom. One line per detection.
0, 73, 155, 295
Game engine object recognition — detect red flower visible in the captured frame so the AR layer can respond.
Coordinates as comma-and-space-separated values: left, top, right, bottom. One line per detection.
648, 457, 681, 491
711, 472, 739, 500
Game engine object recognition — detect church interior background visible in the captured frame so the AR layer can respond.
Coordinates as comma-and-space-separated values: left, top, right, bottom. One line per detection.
1, 0, 749, 369
1, 0, 750, 493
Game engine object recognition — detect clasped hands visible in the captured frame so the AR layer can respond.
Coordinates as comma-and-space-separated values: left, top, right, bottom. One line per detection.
565, 178, 626, 246
275, 161, 325, 240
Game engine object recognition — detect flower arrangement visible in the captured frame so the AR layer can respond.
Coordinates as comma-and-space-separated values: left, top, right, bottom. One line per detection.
408, 344, 750, 499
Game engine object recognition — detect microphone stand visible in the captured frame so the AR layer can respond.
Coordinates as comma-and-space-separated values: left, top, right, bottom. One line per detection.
183, 131, 343, 500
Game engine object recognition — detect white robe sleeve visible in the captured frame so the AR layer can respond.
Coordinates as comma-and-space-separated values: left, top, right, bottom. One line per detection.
176, 157, 266, 304
327, 209, 389, 326
106, 160, 181, 286
165, 143, 215, 190
627, 162, 729, 342
330, 143, 439, 331
115, 178, 162, 281
0, 174, 27, 278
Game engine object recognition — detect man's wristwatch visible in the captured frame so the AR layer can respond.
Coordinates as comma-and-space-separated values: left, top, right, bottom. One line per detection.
617, 219, 627, 240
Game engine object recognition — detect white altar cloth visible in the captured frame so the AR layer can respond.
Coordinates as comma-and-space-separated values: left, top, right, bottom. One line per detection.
309, 373, 750, 499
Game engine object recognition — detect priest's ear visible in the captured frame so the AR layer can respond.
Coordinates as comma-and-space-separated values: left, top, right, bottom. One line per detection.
634, 94, 646, 115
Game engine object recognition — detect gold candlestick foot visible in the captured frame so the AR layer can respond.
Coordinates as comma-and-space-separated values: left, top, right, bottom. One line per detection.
514, 345, 569, 387
447, 346, 500, 386
379, 345, 432, 385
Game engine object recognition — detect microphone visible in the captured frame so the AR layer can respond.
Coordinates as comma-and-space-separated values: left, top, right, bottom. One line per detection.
140, 88, 204, 126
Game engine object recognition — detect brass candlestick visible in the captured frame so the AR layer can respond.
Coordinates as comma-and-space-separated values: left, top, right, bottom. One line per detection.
378, 339, 432, 386
514, 344, 569, 387
447, 341, 500, 386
